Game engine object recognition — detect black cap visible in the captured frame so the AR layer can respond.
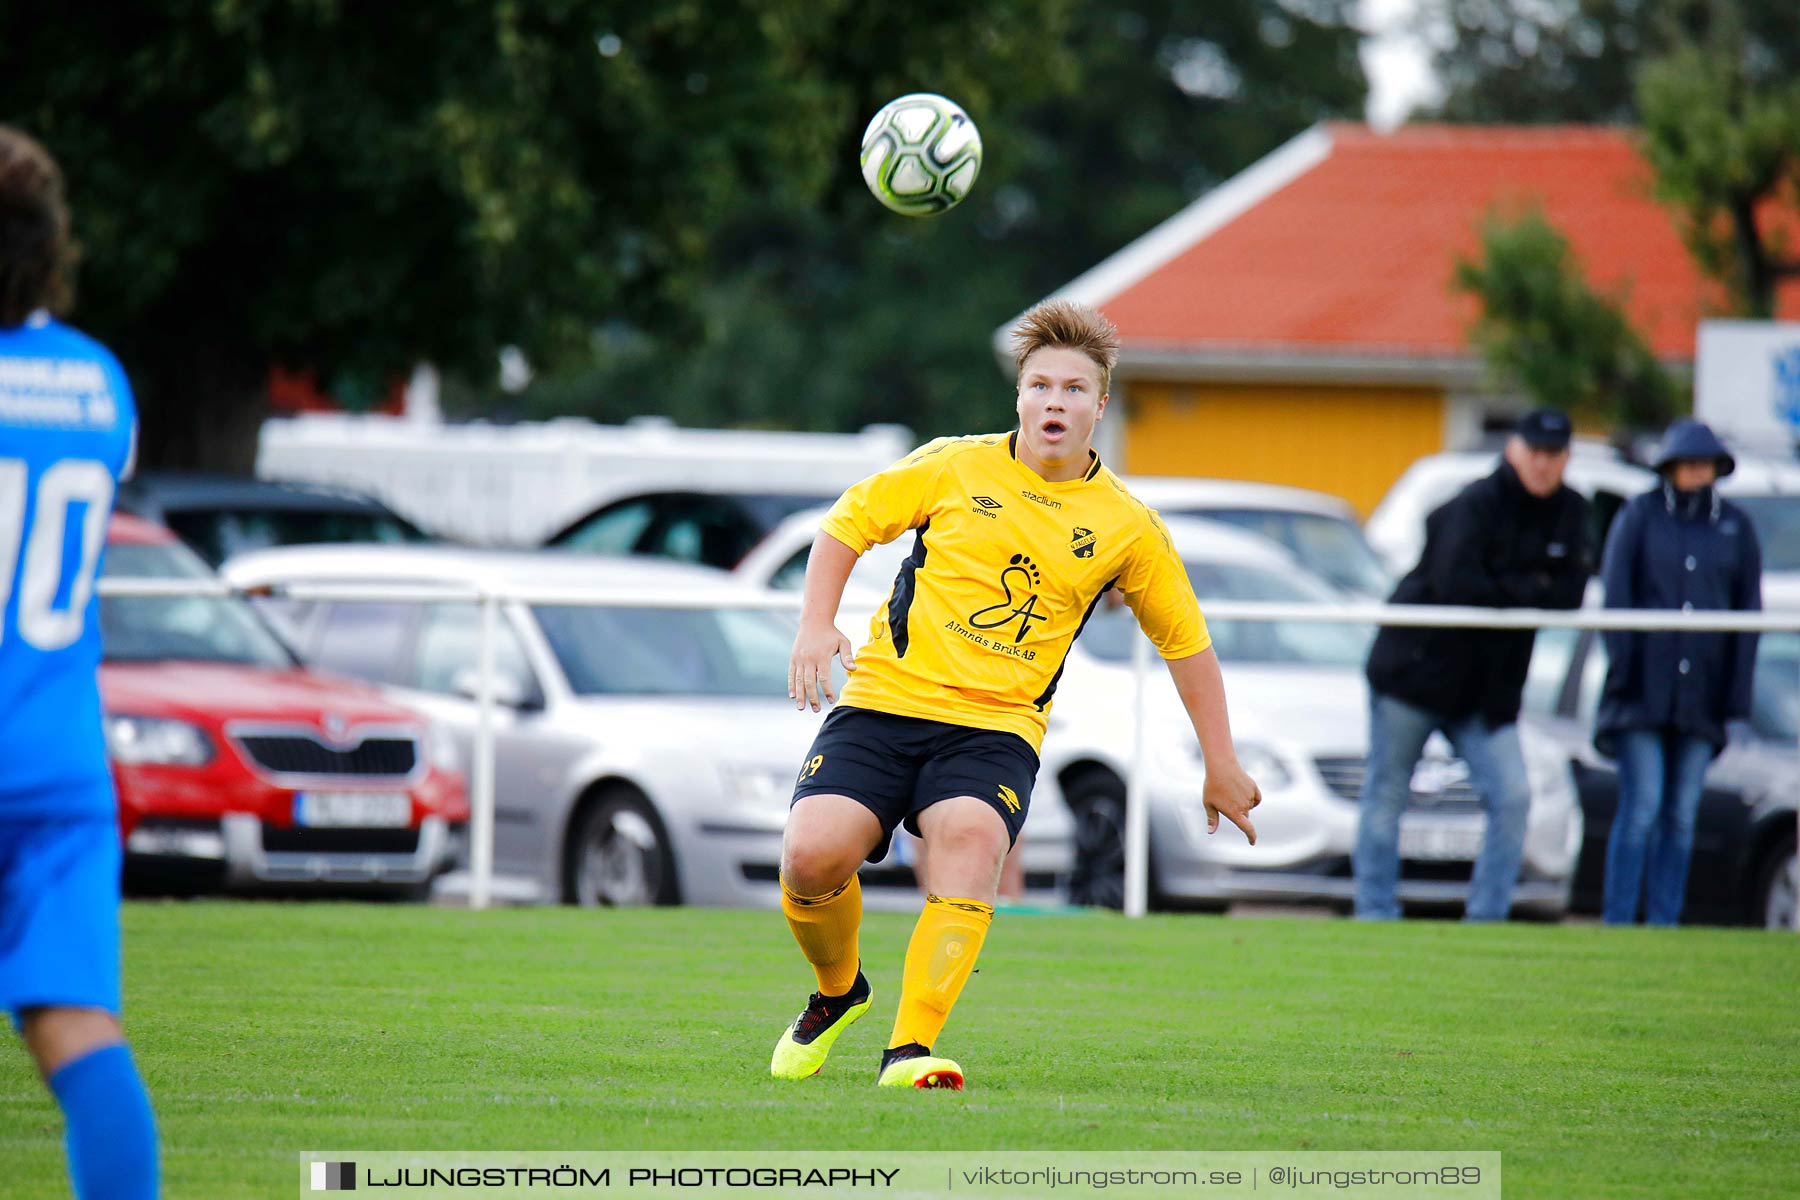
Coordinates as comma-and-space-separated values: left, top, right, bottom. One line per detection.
1514, 408, 1572, 451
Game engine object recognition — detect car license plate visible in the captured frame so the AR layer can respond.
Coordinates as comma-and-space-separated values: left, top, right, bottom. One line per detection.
294, 791, 412, 828
1399, 821, 1486, 861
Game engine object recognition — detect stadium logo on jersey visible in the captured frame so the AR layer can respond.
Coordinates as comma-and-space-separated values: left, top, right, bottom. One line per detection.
996, 783, 1021, 813
1070, 527, 1096, 558
969, 554, 1048, 643
1020, 489, 1063, 510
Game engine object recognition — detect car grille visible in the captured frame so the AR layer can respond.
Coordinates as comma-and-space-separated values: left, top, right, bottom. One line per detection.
237, 733, 417, 778
262, 826, 420, 854
1313, 757, 1482, 808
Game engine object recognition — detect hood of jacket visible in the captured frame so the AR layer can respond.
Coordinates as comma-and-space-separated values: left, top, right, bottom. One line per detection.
1652, 419, 1736, 477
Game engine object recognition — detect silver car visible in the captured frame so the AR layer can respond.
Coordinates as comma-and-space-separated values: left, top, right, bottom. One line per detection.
223, 545, 828, 908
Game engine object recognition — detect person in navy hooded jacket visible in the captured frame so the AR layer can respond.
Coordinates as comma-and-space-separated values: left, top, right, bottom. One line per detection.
1597, 419, 1762, 926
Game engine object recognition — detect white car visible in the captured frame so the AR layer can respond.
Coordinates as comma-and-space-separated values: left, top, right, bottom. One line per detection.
1367, 444, 1800, 608
740, 510, 1583, 916
734, 505, 913, 600
1714, 454, 1800, 608
222, 545, 829, 908
1123, 476, 1391, 597
1365, 443, 1655, 578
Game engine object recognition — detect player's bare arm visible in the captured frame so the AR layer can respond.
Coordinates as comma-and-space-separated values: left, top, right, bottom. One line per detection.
1166, 647, 1260, 844
789, 530, 860, 712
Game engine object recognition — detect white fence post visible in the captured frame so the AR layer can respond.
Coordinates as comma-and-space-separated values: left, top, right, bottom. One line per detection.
1124, 630, 1153, 919
469, 590, 499, 912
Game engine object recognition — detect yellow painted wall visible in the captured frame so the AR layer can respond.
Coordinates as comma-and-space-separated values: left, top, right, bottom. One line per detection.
1121, 382, 1446, 517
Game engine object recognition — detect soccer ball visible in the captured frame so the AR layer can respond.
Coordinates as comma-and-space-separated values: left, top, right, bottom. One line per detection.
859, 93, 982, 217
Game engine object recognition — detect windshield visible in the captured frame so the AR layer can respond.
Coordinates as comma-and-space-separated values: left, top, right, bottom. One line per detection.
1078, 560, 1369, 667
1730, 495, 1800, 572
1175, 508, 1390, 597
534, 604, 793, 697
165, 507, 426, 567
556, 493, 833, 567
769, 536, 913, 595
100, 542, 294, 667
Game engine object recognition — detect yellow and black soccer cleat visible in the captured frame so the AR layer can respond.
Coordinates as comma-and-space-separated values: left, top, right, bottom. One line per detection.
876, 1042, 964, 1090
770, 971, 872, 1080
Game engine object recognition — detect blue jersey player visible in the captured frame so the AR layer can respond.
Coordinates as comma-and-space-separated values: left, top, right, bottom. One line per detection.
0, 125, 159, 1200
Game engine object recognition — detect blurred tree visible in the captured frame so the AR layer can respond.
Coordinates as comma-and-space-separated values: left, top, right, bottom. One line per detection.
1636, 6, 1800, 318
1427, 0, 1667, 124
1424, 0, 1800, 125
0, 0, 1074, 468
506, 0, 1367, 440
1455, 209, 1679, 431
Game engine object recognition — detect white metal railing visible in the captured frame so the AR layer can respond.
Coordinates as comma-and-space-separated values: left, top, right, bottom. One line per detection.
98, 576, 1800, 929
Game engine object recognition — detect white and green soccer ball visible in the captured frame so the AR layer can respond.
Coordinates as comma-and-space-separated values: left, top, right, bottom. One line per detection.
858, 93, 982, 217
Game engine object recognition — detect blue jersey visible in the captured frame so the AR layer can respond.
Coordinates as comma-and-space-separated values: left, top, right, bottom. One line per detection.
0, 312, 136, 817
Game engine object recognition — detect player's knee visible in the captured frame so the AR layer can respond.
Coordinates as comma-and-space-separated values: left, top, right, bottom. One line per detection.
780, 839, 859, 897
20, 1007, 125, 1079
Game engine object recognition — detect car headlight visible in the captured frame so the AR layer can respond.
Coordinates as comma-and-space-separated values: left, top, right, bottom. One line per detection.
720, 764, 793, 815
1185, 740, 1293, 791
427, 723, 462, 773
1235, 743, 1294, 792
106, 715, 214, 766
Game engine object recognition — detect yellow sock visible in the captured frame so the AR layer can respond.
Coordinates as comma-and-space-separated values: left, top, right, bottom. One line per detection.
889, 894, 993, 1051
781, 874, 863, 997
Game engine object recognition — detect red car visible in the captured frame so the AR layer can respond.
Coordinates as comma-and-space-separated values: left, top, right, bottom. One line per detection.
100, 514, 468, 897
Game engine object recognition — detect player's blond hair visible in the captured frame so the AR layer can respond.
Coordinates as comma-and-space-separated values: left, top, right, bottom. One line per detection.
1010, 299, 1120, 395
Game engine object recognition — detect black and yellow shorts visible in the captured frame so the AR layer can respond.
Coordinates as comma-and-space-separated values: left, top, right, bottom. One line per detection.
791, 705, 1038, 863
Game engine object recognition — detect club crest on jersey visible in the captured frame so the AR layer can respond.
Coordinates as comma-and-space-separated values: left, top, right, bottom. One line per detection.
1070, 527, 1097, 558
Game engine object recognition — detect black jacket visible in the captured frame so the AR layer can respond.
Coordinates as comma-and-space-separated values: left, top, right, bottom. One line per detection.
1595, 484, 1762, 754
1366, 461, 1592, 725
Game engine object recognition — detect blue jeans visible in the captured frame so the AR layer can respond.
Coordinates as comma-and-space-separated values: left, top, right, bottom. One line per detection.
1602, 729, 1713, 926
1353, 692, 1533, 921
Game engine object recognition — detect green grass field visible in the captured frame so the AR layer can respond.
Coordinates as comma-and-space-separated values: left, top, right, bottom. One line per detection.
2, 903, 1795, 1198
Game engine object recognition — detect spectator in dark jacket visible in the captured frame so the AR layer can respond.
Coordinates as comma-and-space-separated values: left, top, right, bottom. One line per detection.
1597, 419, 1761, 926
1356, 409, 1592, 920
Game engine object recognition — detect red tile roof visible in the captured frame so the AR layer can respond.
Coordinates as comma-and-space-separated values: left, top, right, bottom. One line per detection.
1088, 123, 1798, 364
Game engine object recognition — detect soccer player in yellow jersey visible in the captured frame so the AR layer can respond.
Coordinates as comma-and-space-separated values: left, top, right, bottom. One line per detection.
770, 300, 1261, 1089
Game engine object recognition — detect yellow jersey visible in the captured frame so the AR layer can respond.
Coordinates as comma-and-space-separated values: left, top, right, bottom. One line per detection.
821, 432, 1209, 751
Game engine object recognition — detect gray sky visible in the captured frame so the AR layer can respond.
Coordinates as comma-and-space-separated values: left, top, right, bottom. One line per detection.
1360, 0, 1439, 129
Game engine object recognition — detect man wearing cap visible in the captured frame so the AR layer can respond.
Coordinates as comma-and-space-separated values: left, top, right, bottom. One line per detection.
1357, 409, 1593, 920
1596, 419, 1761, 926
